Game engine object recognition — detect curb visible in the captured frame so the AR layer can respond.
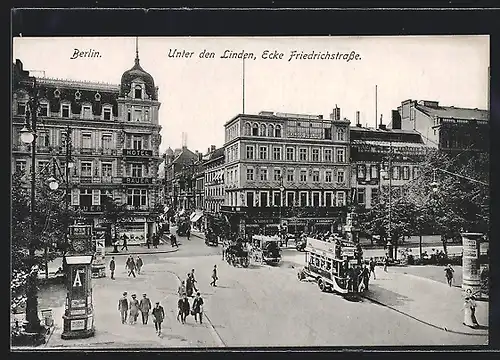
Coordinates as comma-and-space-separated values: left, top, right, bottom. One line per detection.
104, 248, 179, 256
360, 293, 488, 337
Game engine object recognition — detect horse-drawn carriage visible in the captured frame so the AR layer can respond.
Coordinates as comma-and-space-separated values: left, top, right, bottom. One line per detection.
225, 242, 250, 268
176, 220, 190, 236
204, 230, 219, 246
252, 235, 282, 266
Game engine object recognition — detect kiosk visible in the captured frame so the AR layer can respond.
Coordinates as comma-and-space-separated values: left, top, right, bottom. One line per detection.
61, 255, 95, 339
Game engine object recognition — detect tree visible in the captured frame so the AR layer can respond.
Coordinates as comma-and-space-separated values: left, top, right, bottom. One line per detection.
358, 148, 489, 259
100, 198, 134, 246
11, 171, 77, 312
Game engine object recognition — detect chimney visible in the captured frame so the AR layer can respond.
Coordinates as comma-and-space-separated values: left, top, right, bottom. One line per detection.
211, 145, 216, 152
378, 114, 387, 130
391, 109, 402, 129
356, 111, 361, 127
330, 104, 341, 121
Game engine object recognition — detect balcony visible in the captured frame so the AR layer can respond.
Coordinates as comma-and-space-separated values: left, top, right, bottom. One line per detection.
99, 148, 118, 156
125, 205, 150, 212
71, 176, 122, 184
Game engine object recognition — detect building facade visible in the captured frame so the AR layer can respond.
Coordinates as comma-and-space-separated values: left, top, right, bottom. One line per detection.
350, 118, 427, 210
163, 146, 199, 211
393, 99, 489, 154
222, 108, 351, 236
203, 146, 225, 216
12, 53, 163, 245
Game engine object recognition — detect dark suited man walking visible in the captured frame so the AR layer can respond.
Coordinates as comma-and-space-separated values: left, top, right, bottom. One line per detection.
109, 256, 116, 280
139, 293, 152, 325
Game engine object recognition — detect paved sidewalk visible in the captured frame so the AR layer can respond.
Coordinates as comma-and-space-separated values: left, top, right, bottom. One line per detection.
42, 263, 218, 348
362, 270, 489, 336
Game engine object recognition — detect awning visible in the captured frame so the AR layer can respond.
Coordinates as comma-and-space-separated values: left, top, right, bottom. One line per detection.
191, 213, 204, 223
164, 206, 170, 213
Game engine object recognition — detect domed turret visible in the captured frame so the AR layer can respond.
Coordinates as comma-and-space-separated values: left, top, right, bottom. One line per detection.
120, 43, 157, 100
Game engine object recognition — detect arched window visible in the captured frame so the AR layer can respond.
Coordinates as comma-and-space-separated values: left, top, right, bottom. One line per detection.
268, 124, 274, 137
259, 124, 267, 136
134, 85, 142, 99
275, 125, 282, 137
252, 123, 259, 136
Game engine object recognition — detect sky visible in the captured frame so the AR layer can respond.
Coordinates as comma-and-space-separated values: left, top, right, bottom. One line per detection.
13, 36, 489, 154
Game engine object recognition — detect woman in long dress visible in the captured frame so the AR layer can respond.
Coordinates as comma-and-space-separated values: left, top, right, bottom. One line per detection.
129, 294, 140, 324
463, 290, 479, 328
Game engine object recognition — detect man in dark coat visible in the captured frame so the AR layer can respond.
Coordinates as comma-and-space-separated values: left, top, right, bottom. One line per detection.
177, 294, 190, 324
109, 256, 116, 280
126, 255, 136, 277
192, 292, 204, 324
121, 235, 129, 251
118, 292, 129, 324
152, 301, 165, 336
139, 293, 152, 325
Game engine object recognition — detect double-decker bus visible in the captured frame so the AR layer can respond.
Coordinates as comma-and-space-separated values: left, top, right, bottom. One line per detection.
297, 237, 365, 296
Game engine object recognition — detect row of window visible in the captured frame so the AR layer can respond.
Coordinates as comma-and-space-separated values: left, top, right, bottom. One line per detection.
243, 123, 282, 137
16, 101, 152, 122
245, 167, 347, 184
356, 164, 419, 181
70, 188, 149, 208
243, 145, 346, 163
206, 185, 224, 198
226, 190, 347, 207
15, 159, 152, 178
15, 128, 152, 151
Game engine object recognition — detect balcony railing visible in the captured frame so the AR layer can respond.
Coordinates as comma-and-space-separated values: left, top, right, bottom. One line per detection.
71, 176, 122, 184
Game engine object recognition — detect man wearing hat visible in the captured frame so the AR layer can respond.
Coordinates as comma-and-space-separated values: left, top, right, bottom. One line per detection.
118, 292, 129, 324
139, 293, 152, 325
152, 301, 165, 336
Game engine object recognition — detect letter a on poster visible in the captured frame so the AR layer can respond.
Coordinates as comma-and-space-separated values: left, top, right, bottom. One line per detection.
73, 270, 83, 287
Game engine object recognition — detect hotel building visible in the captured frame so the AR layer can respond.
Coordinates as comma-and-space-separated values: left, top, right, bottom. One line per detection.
12, 52, 163, 245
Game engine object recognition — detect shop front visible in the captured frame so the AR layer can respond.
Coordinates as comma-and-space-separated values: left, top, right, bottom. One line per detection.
220, 206, 347, 239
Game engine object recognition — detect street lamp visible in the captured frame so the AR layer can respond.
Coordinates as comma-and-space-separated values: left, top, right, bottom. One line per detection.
19, 76, 43, 337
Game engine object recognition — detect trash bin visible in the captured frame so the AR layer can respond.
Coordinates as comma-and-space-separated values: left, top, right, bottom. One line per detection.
41, 309, 53, 327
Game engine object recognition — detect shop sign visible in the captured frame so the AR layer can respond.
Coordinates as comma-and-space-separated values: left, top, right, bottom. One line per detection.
75, 205, 103, 212
123, 149, 153, 157
123, 177, 153, 185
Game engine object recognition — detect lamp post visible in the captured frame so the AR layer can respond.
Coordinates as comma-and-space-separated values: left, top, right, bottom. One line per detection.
19, 76, 42, 335
61, 127, 74, 271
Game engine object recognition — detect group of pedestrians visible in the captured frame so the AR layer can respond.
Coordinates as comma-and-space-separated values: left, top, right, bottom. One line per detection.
109, 255, 145, 280
177, 269, 205, 324
118, 292, 166, 336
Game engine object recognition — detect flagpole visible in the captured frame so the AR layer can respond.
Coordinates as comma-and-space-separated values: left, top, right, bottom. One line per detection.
242, 58, 245, 114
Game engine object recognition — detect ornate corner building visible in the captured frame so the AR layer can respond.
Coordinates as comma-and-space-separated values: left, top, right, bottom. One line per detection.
12, 51, 162, 245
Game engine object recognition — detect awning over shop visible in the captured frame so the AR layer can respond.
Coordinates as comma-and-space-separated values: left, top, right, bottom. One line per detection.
191, 213, 203, 223
190, 210, 204, 223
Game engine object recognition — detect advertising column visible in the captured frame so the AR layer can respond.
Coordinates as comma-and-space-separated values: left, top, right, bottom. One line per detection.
461, 233, 482, 295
